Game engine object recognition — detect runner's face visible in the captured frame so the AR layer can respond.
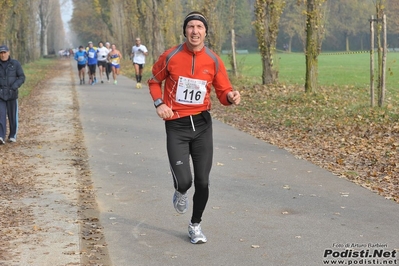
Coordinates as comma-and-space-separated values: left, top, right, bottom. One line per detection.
185, 20, 206, 51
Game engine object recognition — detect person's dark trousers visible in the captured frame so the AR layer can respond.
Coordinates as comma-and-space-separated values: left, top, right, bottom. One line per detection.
106, 63, 112, 80
0, 99, 7, 140
6, 99, 18, 140
165, 111, 213, 224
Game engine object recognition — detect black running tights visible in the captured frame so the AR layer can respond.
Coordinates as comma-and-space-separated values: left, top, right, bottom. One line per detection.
165, 111, 213, 224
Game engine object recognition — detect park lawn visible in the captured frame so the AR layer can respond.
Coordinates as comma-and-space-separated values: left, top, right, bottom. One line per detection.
219, 51, 399, 127
229, 51, 399, 120
222, 51, 399, 92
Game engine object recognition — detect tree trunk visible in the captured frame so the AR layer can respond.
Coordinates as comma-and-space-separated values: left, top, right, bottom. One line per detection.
345, 33, 350, 51
305, 24, 318, 93
261, 54, 276, 84
370, 16, 375, 107
151, 0, 165, 62
305, 0, 323, 93
376, 4, 383, 107
41, 25, 48, 56
254, 0, 285, 85
288, 35, 293, 53
203, 0, 220, 53
360, 34, 364, 51
378, 14, 387, 107
39, 0, 51, 57
231, 29, 238, 77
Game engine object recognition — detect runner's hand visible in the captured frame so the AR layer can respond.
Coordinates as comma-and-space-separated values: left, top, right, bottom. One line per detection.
227, 91, 241, 105
156, 104, 174, 119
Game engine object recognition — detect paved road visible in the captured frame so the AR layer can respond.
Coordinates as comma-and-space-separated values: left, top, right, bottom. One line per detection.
76, 70, 399, 265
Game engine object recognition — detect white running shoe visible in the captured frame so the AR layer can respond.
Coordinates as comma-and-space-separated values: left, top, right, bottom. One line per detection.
0, 137, 5, 145
173, 191, 188, 214
188, 223, 207, 244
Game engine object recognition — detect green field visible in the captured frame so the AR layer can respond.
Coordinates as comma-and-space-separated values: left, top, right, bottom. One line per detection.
221, 52, 399, 91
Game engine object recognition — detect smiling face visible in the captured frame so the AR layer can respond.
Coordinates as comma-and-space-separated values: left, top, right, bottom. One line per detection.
185, 20, 206, 51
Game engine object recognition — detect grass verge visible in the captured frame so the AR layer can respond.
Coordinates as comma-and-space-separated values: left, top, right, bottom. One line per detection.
19, 58, 60, 99
212, 82, 399, 202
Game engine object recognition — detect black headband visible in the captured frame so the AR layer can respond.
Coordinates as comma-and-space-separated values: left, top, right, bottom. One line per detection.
183, 13, 208, 37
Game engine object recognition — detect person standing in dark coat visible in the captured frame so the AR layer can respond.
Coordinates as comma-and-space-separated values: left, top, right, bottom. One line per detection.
0, 45, 25, 144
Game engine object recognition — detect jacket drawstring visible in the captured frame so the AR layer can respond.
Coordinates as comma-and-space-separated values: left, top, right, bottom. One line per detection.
190, 115, 196, 132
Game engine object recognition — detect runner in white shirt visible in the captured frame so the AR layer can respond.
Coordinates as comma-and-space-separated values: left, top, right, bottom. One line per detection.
97, 41, 110, 83
105, 42, 112, 82
131, 38, 148, 88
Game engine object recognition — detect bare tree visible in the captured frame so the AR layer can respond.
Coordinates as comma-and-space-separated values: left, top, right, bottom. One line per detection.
374, 0, 386, 107
304, 0, 326, 93
202, 0, 227, 54
150, 0, 165, 61
38, 0, 56, 56
26, 0, 41, 61
253, 0, 286, 85
0, 0, 13, 42
280, 0, 306, 53
48, 0, 66, 54
111, 0, 127, 54
70, 0, 111, 46
1, 0, 39, 63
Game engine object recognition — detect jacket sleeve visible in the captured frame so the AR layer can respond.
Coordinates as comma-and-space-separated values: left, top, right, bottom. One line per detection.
11, 61, 25, 90
148, 52, 168, 101
213, 57, 233, 106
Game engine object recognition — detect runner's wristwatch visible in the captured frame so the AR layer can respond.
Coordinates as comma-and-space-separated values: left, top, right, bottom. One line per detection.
154, 98, 164, 108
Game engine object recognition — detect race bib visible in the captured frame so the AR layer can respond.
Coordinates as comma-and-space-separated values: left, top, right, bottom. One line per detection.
88, 51, 95, 58
78, 56, 84, 62
176, 77, 207, 104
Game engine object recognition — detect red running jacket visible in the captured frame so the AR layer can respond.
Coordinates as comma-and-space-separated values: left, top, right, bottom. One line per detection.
148, 43, 233, 120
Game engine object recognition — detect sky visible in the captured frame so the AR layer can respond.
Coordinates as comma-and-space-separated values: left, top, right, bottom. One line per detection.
60, 0, 73, 32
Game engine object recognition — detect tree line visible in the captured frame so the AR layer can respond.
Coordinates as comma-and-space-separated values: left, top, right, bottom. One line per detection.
1, 0, 397, 62
2, 0, 398, 61
0, 0, 67, 64
0, 0, 396, 95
